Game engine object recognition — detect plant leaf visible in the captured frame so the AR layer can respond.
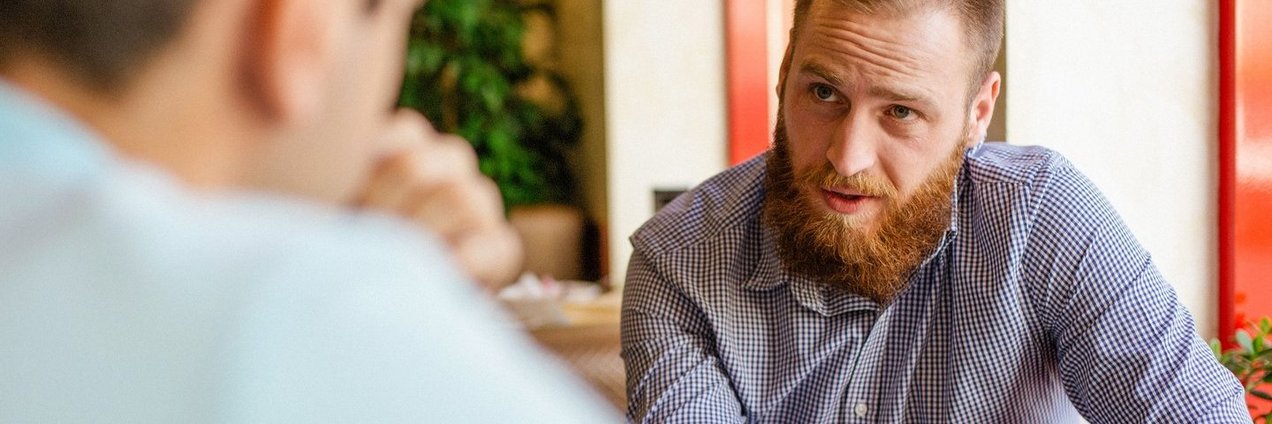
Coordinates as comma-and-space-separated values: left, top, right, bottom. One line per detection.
1239, 330, 1256, 353
1211, 339, 1223, 359
1252, 389, 1272, 401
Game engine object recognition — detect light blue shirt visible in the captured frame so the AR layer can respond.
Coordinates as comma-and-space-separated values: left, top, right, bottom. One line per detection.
623, 148, 1251, 422
0, 81, 618, 423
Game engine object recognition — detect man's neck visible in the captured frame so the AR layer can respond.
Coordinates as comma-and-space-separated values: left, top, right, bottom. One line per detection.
2, 57, 247, 191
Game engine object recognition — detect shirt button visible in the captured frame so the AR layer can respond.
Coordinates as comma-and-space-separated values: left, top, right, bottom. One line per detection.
854, 403, 868, 417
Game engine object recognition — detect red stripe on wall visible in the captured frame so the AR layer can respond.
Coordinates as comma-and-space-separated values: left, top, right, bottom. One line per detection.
1218, 0, 1236, 345
725, 0, 771, 165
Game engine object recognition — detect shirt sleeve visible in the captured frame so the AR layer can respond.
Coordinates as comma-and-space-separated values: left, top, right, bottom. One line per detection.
1023, 165, 1251, 423
621, 249, 747, 423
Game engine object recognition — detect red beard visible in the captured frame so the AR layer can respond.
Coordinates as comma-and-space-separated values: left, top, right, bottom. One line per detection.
762, 113, 966, 305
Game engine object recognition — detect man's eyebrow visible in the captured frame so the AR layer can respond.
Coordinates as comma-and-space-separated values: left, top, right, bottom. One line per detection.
798, 59, 938, 109
798, 61, 848, 88
868, 85, 926, 104
875, 86, 940, 116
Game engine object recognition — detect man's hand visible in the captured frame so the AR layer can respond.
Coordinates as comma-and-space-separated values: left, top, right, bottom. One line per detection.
353, 109, 524, 290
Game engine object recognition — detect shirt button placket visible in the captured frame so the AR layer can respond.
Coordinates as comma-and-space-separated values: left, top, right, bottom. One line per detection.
843, 310, 882, 421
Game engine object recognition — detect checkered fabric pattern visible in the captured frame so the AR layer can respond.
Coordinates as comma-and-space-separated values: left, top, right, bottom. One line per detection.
621, 144, 1251, 423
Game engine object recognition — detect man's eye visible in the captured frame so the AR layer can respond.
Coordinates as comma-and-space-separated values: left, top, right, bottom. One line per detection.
887, 105, 916, 120
812, 84, 838, 102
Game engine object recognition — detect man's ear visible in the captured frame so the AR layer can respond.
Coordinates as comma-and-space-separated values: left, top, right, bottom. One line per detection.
776, 39, 796, 101
966, 71, 1001, 146
240, 0, 334, 124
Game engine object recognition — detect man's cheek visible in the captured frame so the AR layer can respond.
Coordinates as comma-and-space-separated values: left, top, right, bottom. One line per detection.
785, 138, 820, 175
797, 157, 829, 188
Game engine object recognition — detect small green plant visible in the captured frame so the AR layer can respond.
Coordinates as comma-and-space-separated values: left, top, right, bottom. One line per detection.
398, 0, 582, 208
1211, 317, 1272, 422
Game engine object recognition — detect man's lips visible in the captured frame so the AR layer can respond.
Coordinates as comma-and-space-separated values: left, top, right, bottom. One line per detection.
819, 188, 877, 214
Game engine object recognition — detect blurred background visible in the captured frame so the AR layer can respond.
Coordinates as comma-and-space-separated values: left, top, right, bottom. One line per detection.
397, 0, 1271, 413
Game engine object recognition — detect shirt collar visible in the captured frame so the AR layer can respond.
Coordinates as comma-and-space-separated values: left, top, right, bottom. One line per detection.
0, 79, 113, 174
740, 213, 881, 316
741, 149, 972, 317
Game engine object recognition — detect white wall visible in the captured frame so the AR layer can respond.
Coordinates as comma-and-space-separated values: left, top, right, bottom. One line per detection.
1007, 1, 1218, 337
603, 1, 729, 285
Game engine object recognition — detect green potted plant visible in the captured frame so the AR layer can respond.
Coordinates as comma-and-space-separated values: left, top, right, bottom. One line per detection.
1211, 317, 1272, 422
399, 0, 589, 280
399, 0, 581, 207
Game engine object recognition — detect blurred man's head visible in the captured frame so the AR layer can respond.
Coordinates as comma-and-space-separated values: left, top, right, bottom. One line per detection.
0, 0, 424, 203
763, 0, 1002, 303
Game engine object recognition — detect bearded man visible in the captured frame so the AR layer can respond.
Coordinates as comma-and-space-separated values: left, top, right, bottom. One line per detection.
620, 0, 1249, 422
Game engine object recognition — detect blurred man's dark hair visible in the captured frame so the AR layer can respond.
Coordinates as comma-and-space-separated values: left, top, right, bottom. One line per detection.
0, 1, 200, 91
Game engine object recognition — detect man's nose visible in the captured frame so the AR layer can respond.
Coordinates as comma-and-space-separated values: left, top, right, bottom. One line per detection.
825, 114, 878, 177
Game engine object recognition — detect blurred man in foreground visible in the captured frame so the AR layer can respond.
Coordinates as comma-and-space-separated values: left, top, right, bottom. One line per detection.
0, 0, 615, 421
621, 0, 1250, 422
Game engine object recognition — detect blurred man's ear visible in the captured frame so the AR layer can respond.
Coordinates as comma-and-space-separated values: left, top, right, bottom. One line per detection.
966, 71, 1001, 147
241, 0, 335, 125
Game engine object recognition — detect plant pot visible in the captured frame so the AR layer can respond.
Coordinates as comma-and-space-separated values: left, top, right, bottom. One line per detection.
510, 204, 585, 281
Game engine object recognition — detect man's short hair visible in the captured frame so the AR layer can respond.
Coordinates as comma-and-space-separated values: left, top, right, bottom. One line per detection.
790, 0, 1004, 88
0, 0, 200, 91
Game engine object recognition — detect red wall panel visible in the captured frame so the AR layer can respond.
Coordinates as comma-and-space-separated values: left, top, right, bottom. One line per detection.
1222, 0, 1272, 339
725, 0, 772, 165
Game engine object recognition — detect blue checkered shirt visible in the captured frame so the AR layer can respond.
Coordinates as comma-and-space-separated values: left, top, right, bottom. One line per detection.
621, 144, 1251, 423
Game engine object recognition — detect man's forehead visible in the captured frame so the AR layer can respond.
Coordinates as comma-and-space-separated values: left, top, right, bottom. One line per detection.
795, 2, 971, 94
815, 0, 953, 23
805, 1, 965, 59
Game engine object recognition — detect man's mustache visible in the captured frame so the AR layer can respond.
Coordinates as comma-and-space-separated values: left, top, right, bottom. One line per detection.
798, 164, 899, 199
